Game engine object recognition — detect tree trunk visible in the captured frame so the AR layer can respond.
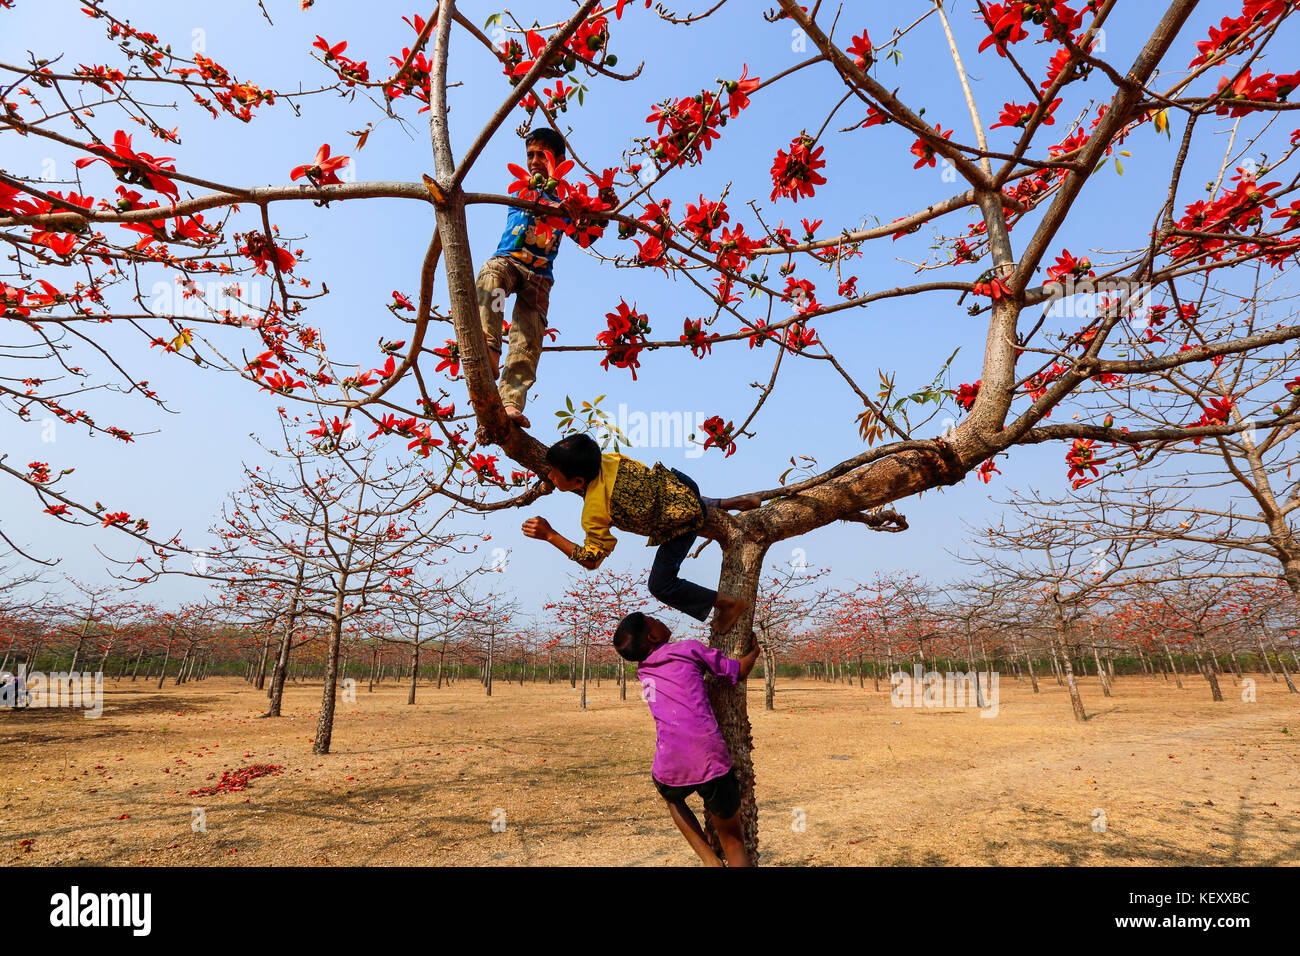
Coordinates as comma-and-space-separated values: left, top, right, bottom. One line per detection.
68, 601, 96, 674
1024, 650, 1039, 693
173, 645, 191, 687
408, 644, 420, 705
1194, 631, 1223, 703
254, 629, 272, 690
1260, 626, 1298, 694
267, 609, 303, 717
579, 629, 589, 709
1052, 620, 1086, 721
764, 645, 777, 711
1161, 640, 1183, 689
1091, 631, 1112, 699
313, 587, 349, 755
703, 537, 766, 864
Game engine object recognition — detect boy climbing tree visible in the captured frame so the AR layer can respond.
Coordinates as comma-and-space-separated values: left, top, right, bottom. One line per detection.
523, 434, 758, 634
613, 611, 761, 867
477, 128, 617, 428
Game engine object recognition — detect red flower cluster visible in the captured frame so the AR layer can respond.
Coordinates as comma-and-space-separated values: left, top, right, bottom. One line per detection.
465, 453, 502, 483
978, 3, 1030, 55
73, 130, 178, 201
979, 1, 1087, 57
680, 318, 719, 358
781, 277, 819, 316
171, 54, 277, 122
505, 155, 614, 249
952, 380, 981, 412
1165, 167, 1281, 265
700, 415, 737, 457
290, 143, 350, 186
682, 195, 730, 241
238, 232, 297, 276
383, 18, 436, 110
407, 424, 444, 458
500, 11, 613, 88
1046, 249, 1094, 282
1189, 0, 1296, 68
597, 300, 651, 379
1065, 438, 1105, 488
1215, 68, 1300, 117
990, 98, 1061, 130
645, 66, 759, 169
433, 340, 461, 378
784, 323, 819, 353
742, 318, 779, 349
972, 273, 1012, 300
770, 133, 827, 202
188, 764, 283, 797
314, 36, 371, 87
1026, 363, 1067, 411
910, 124, 952, 169
1189, 396, 1236, 445
846, 30, 874, 69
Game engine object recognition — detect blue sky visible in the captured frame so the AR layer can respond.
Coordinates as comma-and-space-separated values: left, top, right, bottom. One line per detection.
4, 1, 1296, 629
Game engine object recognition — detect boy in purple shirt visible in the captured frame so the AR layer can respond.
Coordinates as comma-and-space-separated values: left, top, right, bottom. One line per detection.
612, 611, 761, 867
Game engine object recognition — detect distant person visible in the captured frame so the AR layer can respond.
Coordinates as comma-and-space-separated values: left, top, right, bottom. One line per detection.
612, 611, 760, 866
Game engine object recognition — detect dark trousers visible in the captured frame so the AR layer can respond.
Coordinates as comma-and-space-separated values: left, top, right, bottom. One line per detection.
648, 470, 721, 622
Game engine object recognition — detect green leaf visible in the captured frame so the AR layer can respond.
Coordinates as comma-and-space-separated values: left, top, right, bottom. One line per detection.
484, 13, 502, 29
1115, 159, 1125, 175
577, 87, 584, 106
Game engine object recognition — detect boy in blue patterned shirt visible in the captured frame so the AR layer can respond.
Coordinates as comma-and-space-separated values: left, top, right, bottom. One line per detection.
477, 128, 616, 428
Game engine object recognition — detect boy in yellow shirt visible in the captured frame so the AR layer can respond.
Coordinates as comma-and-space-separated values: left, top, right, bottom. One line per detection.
522, 434, 758, 632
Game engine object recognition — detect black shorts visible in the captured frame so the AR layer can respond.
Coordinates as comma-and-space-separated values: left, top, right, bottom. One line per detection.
653, 769, 741, 819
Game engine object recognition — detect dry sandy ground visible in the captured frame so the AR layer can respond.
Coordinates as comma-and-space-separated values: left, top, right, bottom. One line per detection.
1, 673, 1297, 866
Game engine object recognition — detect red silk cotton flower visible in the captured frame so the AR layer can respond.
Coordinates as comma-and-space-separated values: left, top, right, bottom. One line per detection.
952, 379, 981, 412
1065, 438, 1106, 488
972, 272, 1011, 300
846, 30, 873, 69
770, 134, 827, 202
597, 300, 650, 379
290, 143, 350, 186
910, 124, 952, 169
700, 415, 737, 457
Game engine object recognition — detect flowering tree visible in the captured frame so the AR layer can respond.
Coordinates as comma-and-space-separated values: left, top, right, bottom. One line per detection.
545, 568, 644, 707
8, 0, 1300, 859
752, 561, 832, 708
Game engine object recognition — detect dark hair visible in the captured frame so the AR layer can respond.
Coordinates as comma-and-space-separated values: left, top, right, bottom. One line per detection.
546, 433, 601, 485
525, 127, 567, 162
613, 612, 653, 663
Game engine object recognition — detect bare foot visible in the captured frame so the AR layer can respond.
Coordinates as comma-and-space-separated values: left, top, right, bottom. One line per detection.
504, 405, 531, 428
712, 595, 747, 635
